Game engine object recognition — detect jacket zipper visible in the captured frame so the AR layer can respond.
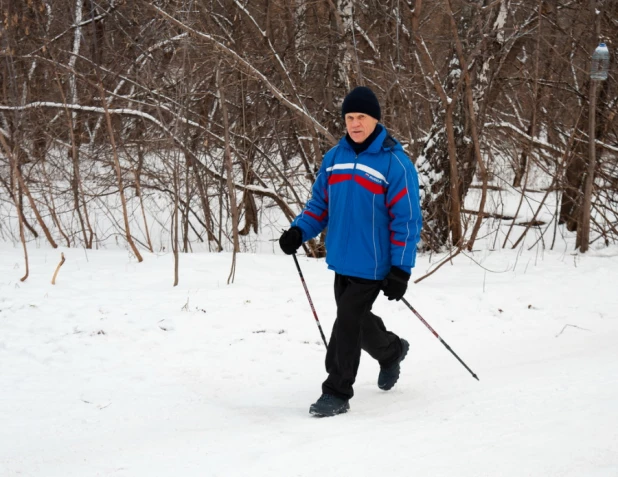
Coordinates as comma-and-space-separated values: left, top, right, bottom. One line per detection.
340, 153, 359, 270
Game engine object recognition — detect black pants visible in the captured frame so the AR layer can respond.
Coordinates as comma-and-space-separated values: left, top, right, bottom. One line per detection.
322, 273, 403, 400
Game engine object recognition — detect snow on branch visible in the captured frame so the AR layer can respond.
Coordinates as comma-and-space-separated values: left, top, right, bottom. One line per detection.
26, 1, 121, 56
0, 101, 297, 220
232, 1, 307, 111
485, 122, 563, 154
486, 121, 618, 155
148, 5, 336, 146
355, 23, 378, 56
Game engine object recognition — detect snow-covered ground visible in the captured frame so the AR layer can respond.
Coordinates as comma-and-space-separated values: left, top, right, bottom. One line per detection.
1, 242, 617, 476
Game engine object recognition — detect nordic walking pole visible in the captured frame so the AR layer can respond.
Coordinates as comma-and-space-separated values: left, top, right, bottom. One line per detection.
401, 297, 479, 381
292, 254, 328, 348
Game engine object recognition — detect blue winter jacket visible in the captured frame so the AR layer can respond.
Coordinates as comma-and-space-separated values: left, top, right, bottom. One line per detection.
291, 126, 422, 280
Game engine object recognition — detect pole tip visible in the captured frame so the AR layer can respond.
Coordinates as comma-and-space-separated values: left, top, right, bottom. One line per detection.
473, 374, 479, 381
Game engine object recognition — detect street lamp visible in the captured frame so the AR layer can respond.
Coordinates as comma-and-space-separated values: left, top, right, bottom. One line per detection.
591, 43, 610, 80
579, 43, 610, 252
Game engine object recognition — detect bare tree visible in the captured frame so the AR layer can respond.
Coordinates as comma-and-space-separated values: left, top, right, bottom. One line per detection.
1, 0, 617, 283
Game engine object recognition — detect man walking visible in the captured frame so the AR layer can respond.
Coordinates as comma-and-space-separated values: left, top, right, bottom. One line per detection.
279, 86, 422, 417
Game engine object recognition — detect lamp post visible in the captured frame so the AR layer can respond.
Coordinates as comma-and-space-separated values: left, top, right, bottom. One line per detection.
578, 42, 610, 252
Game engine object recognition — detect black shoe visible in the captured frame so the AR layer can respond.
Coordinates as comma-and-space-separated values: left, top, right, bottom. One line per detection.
309, 394, 350, 417
378, 338, 409, 391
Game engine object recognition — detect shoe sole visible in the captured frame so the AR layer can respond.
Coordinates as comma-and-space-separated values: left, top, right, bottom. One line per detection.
309, 402, 350, 417
378, 339, 409, 391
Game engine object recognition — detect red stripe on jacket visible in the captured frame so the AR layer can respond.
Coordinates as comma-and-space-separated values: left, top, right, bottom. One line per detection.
354, 176, 386, 195
387, 187, 408, 208
388, 209, 406, 246
304, 210, 327, 222
328, 173, 352, 185
390, 232, 406, 247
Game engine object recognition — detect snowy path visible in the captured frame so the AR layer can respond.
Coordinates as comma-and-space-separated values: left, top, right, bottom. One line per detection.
1, 245, 617, 476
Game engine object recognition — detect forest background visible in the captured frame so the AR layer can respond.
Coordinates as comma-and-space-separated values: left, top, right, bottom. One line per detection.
1, 0, 617, 283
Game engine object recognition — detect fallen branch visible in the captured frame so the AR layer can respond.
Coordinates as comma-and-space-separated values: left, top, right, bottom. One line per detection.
51, 253, 66, 285
414, 246, 463, 284
461, 208, 516, 220
555, 324, 591, 337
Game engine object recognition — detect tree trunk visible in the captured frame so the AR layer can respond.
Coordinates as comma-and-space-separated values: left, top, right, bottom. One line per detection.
577, 80, 598, 252
217, 65, 240, 284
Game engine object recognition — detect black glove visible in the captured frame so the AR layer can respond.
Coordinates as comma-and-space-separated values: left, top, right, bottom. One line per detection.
382, 266, 410, 301
279, 226, 303, 255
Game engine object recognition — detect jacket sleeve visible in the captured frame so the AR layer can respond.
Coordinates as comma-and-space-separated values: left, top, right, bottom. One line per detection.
385, 151, 423, 274
290, 154, 331, 242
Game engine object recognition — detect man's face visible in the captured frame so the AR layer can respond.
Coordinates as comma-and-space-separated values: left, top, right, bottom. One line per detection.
345, 113, 378, 143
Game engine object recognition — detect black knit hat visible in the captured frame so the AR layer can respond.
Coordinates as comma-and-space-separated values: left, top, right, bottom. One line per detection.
341, 86, 381, 121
